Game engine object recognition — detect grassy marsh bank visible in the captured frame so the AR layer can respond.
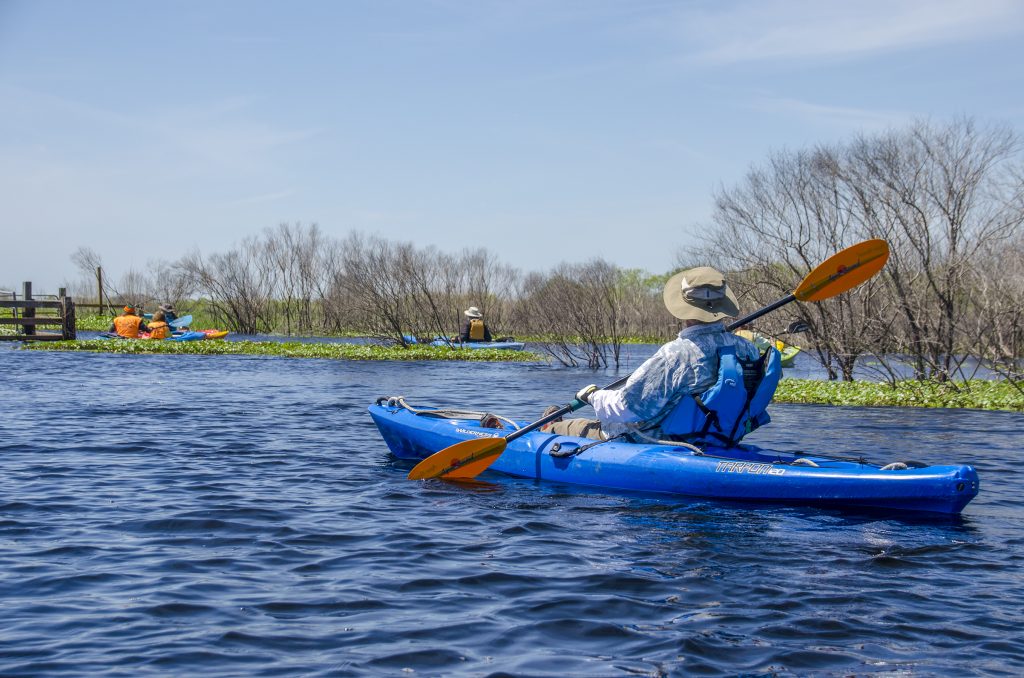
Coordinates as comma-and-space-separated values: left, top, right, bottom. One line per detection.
23, 339, 540, 362
776, 378, 1024, 412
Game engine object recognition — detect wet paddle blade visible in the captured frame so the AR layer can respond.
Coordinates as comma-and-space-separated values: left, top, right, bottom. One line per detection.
440, 453, 504, 479
794, 239, 889, 302
407, 437, 507, 480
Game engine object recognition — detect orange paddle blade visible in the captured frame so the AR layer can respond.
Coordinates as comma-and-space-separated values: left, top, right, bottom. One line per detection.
440, 453, 504, 479
794, 239, 889, 302
407, 437, 507, 480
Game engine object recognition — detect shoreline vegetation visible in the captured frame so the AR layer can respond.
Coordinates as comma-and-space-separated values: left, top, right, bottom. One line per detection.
22, 339, 540, 363
52, 119, 1022, 381
72, 315, 665, 344
773, 379, 1022, 413
20, 339, 1024, 411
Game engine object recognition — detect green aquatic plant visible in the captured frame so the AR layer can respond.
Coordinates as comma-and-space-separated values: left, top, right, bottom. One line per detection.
775, 378, 1023, 412
75, 315, 115, 331
23, 339, 540, 363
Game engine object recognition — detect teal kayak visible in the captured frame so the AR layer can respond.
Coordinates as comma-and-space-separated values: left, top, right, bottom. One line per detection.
369, 398, 979, 514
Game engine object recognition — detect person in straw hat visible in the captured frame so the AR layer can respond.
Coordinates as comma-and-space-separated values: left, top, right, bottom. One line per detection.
541, 267, 761, 441
459, 306, 493, 343
158, 303, 179, 326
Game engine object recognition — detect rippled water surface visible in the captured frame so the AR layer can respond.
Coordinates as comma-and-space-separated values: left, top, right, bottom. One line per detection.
1, 345, 1022, 677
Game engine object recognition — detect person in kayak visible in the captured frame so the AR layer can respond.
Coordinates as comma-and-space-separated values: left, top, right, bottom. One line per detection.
459, 306, 493, 343
108, 305, 149, 338
541, 267, 762, 442
159, 303, 180, 326
147, 309, 172, 340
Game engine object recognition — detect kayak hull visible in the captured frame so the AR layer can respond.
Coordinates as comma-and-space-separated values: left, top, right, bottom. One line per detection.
168, 331, 207, 341
101, 330, 220, 341
429, 339, 526, 350
368, 402, 979, 514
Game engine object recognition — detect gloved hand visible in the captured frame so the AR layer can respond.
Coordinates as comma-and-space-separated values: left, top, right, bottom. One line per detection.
569, 384, 598, 411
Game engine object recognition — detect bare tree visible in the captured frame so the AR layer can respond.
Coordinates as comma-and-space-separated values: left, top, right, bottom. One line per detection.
841, 118, 1023, 381
517, 259, 628, 368
699, 117, 1024, 383
179, 238, 279, 334
700, 146, 888, 379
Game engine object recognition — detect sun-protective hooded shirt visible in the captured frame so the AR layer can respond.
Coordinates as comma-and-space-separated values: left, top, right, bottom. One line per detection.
589, 321, 760, 439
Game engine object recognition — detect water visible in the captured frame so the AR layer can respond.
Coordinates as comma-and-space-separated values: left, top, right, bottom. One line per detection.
1, 345, 1022, 676
77, 330, 1003, 382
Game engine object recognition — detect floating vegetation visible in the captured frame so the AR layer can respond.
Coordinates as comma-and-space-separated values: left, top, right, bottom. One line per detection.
775, 378, 1024, 412
23, 339, 540, 362
75, 315, 116, 331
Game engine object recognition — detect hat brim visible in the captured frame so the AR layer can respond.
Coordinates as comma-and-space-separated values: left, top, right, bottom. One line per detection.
464, 311, 482, 318
663, 270, 741, 322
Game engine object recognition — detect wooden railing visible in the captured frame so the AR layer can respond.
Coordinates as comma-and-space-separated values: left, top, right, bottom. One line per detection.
0, 282, 77, 341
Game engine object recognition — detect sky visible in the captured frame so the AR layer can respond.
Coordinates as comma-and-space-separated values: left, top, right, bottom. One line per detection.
2, 0, 1024, 292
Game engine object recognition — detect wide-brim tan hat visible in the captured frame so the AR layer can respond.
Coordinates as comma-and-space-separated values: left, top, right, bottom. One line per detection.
663, 266, 740, 322
464, 306, 482, 318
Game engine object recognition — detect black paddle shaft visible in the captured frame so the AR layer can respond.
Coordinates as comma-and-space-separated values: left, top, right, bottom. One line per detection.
502, 373, 630, 445
503, 292, 799, 446
727, 294, 796, 331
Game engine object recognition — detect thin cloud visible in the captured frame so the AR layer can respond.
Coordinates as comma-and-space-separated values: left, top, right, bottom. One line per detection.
2, 84, 321, 172
752, 96, 910, 130
220, 189, 296, 207
676, 0, 1024, 64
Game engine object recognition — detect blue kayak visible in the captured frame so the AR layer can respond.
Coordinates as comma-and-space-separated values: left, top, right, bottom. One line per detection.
368, 399, 979, 515
429, 338, 526, 350
168, 331, 207, 341
100, 331, 207, 341
402, 335, 526, 350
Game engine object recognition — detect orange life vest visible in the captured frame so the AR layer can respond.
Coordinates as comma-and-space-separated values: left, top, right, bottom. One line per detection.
469, 318, 486, 341
147, 321, 170, 340
113, 315, 143, 338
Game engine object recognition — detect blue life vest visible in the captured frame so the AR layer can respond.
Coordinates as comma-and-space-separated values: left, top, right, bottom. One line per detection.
656, 345, 782, 447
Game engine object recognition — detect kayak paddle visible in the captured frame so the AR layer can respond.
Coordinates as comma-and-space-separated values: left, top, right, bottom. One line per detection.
407, 238, 890, 481
169, 314, 193, 329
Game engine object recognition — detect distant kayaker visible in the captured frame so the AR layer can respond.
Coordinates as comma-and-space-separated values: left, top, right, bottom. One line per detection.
159, 303, 179, 326
459, 307, 493, 343
108, 305, 149, 338
541, 267, 763, 442
147, 310, 172, 340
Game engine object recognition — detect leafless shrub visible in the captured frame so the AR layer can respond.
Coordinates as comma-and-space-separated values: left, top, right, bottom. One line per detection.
698, 117, 1024, 383
179, 238, 279, 334
516, 259, 631, 368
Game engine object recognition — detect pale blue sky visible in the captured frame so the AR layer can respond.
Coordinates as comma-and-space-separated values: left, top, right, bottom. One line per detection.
3, 0, 1023, 292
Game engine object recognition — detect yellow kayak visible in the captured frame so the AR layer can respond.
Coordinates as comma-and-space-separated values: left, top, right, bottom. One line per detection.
734, 330, 800, 367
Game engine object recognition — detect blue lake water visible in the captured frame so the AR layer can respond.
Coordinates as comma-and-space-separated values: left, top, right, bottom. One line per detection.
1, 344, 1022, 676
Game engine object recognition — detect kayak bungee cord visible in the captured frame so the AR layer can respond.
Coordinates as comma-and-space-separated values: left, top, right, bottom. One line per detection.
375, 396, 521, 430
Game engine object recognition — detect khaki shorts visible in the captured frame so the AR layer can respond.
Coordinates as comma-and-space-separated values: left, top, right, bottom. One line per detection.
541, 417, 604, 441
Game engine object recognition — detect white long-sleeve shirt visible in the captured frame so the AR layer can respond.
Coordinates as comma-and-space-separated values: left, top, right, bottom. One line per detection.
588, 322, 760, 439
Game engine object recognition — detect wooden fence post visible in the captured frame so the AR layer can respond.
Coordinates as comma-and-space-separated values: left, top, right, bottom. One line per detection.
60, 288, 76, 340
22, 282, 35, 336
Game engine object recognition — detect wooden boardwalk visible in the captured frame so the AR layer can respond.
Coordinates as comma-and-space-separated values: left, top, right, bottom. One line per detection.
0, 282, 77, 341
